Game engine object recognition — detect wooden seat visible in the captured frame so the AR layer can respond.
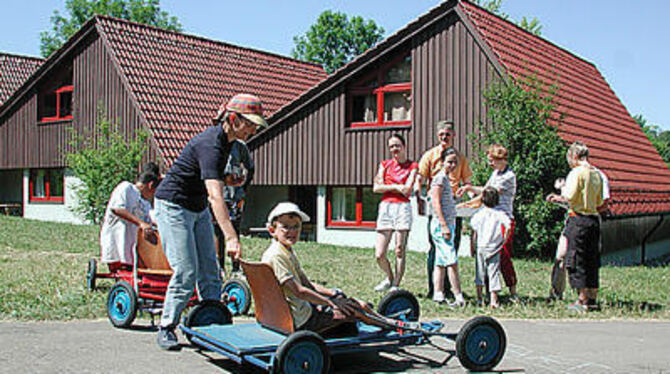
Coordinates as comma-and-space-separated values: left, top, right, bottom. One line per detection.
240, 260, 294, 335
136, 228, 172, 273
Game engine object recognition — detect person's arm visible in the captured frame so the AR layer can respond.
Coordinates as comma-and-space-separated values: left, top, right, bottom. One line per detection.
282, 278, 355, 315
205, 179, 241, 260
430, 184, 451, 240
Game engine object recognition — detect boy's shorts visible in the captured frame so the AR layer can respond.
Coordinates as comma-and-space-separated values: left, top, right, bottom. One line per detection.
298, 304, 355, 333
429, 219, 457, 266
376, 201, 412, 231
475, 250, 502, 292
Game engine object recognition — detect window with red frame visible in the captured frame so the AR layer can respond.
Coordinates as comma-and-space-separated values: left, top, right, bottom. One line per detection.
29, 169, 65, 203
349, 54, 411, 128
38, 67, 73, 123
326, 187, 381, 228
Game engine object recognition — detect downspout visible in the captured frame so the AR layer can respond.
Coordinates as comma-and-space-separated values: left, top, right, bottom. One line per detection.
641, 215, 664, 265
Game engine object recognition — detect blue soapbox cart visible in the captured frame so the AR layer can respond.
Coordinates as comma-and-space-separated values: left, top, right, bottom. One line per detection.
179, 261, 507, 373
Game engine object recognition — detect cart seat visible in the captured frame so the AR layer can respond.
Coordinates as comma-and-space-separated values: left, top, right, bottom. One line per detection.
136, 228, 172, 274
240, 260, 294, 335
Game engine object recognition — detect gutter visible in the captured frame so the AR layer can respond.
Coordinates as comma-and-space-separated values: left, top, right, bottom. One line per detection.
640, 215, 664, 265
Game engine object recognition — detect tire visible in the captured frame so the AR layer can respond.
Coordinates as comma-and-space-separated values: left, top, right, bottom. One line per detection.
377, 289, 420, 322
106, 281, 137, 328
456, 316, 506, 372
273, 331, 330, 374
183, 300, 232, 345
222, 278, 251, 316
86, 258, 97, 291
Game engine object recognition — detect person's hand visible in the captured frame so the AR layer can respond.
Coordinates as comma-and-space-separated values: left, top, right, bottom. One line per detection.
225, 237, 242, 261
224, 174, 245, 187
399, 185, 412, 196
546, 193, 560, 203
331, 297, 356, 316
455, 185, 469, 198
441, 223, 451, 240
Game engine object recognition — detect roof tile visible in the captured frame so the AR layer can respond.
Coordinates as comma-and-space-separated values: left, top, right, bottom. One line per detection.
0, 53, 43, 105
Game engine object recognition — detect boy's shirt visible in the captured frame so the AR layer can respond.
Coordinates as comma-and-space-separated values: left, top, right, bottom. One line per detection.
429, 171, 456, 225
261, 240, 312, 328
470, 207, 511, 253
100, 181, 151, 264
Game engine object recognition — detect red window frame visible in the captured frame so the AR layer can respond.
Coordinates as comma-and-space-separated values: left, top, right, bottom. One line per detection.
29, 169, 65, 203
326, 187, 377, 228
39, 85, 73, 123
349, 54, 411, 129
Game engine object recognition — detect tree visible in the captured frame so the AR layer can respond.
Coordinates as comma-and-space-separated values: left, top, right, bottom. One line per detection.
40, 0, 181, 57
470, 77, 569, 257
635, 114, 670, 168
472, 0, 543, 35
65, 109, 149, 224
292, 10, 385, 74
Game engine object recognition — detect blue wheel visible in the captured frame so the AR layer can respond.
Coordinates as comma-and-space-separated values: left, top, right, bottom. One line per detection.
274, 331, 330, 374
183, 300, 232, 346
222, 278, 251, 315
377, 289, 420, 321
456, 316, 506, 371
106, 281, 137, 328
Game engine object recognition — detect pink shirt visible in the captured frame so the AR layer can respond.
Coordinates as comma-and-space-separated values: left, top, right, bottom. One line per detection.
380, 158, 418, 203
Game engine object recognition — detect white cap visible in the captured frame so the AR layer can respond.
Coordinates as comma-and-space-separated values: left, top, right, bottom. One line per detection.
266, 202, 310, 225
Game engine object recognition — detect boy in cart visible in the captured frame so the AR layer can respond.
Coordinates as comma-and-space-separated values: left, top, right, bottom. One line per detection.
261, 202, 368, 333
469, 187, 511, 309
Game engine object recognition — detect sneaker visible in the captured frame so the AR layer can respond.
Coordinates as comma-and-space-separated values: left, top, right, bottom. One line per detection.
156, 327, 179, 350
476, 299, 484, 307
389, 286, 399, 293
374, 278, 391, 292
432, 291, 445, 303
567, 302, 587, 313
448, 299, 465, 308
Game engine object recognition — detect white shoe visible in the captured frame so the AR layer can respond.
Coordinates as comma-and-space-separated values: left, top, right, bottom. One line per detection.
374, 278, 391, 292
448, 299, 465, 308
389, 286, 399, 293
432, 291, 445, 303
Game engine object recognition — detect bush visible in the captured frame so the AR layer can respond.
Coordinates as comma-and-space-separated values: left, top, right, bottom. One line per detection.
65, 110, 148, 224
471, 77, 569, 257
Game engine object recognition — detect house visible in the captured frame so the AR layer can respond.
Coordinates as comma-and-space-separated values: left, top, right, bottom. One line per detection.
242, 0, 670, 264
0, 15, 326, 223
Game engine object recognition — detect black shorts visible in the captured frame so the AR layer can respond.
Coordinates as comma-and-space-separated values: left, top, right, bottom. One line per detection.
564, 215, 600, 289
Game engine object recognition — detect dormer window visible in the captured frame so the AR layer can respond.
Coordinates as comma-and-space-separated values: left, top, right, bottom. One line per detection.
349, 54, 411, 128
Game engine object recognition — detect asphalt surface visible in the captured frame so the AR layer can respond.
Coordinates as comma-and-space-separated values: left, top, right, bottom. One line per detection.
0, 318, 668, 373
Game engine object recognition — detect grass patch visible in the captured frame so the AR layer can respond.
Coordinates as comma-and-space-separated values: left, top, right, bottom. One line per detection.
1, 215, 668, 321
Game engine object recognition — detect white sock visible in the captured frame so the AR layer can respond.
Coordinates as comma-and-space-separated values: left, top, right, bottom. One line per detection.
455, 293, 464, 303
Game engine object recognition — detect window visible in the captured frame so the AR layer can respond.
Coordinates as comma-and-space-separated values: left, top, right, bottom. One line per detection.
38, 67, 73, 123
326, 187, 381, 228
29, 169, 64, 203
349, 54, 411, 128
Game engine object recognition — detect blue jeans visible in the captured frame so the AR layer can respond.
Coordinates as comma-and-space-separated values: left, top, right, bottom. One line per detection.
154, 198, 221, 328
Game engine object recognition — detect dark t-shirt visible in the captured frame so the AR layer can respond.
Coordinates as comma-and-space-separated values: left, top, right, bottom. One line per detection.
155, 125, 232, 212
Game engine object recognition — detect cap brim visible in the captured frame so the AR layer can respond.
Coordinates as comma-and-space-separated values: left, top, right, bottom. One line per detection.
241, 113, 268, 128
267, 210, 310, 225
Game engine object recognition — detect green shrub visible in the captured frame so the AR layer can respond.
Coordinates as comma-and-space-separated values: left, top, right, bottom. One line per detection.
471, 77, 569, 257
65, 110, 148, 224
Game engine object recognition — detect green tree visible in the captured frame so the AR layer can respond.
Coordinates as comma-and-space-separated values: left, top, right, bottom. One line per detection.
472, 0, 543, 35
635, 114, 670, 168
470, 77, 569, 257
292, 10, 385, 74
65, 110, 149, 224
40, 0, 181, 57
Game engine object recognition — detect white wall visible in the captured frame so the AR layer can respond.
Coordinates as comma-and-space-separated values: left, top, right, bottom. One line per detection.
22, 169, 86, 224
315, 186, 471, 255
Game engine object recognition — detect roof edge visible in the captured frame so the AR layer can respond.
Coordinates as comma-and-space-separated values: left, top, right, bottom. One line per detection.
0, 51, 44, 62
93, 14, 325, 70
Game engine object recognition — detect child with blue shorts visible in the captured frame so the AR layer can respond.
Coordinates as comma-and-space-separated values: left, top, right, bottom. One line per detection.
429, 148, 465, 307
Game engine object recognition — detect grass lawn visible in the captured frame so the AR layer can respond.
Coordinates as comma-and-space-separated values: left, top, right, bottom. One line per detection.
1, 215, 668, 321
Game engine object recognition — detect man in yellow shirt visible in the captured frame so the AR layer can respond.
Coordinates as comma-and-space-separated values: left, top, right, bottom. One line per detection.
416, 120, 472, 298
547, 141, 603, 312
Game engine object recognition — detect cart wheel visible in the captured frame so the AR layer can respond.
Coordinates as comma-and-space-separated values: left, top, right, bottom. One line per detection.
183, 300, 232, 345
273, 331, 330, 374
222, 278, 251, 316
106, 281, 137, 328
86, 258, 97, 291
377, 289, 420, 321
456, 316, 506, 372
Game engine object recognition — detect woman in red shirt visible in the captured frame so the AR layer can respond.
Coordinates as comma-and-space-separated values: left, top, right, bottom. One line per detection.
372, 134, 419, 292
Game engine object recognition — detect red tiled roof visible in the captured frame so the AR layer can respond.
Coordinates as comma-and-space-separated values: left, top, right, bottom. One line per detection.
459, 0, 670, 216
96, 16, 327, 165
0, 53, 43, 105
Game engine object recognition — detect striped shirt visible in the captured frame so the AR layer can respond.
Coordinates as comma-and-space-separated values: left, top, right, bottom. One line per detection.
485, 167, 516, 218
430, 171, 456, 225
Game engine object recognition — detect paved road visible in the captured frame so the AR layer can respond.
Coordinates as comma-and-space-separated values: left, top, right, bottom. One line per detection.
1, 319, 668, 373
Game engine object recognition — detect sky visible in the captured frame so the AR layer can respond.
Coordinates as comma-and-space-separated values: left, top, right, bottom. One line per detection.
1, 0, 668, 130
